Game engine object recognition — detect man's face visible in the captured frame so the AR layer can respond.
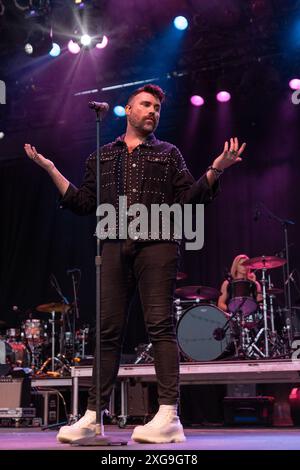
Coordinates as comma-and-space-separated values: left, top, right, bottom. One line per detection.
126, 91, 161, 134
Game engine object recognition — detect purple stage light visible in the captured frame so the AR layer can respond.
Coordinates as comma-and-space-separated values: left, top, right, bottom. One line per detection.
216, 91, 231, 103
68, 40, 80, 54
190, 95, 204, 107
289, 78, 300, 90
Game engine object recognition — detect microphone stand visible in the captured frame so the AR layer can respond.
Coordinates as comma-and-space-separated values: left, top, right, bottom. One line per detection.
78, 105, 126, 447
214, 297, 247, 341
259, 202, 295, 346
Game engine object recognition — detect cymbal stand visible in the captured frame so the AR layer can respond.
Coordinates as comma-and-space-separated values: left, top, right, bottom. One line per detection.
50, 310, 55, 372
68, 269, 81, 360
245, 327, 266, 359
173, 298, 184, 322
259, 202, 295, 346
49, 273, 71, 360
268, 275, 276, 336
260, 261, 269, 357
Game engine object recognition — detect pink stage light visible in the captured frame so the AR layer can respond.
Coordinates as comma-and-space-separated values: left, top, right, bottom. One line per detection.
68, 40, 80, 54
289, 78, 300, 90
216, 91, 231, 103
190, 95, 204, 107
96, 35, 108, 49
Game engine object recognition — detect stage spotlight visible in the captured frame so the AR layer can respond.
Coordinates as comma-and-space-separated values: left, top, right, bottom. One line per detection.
289, 78, 300, 90
113, 106, 126, 117
173, 16, 188, 31
24, 43, 33, 55
49, 43, 61, 57
68, 39, 80, 54
216, 91, 231, 102
190, 95, 204, 107
80, 34, 92, 47
96, 35, 108, 49
24, 27, 52, 56
0, 131, 4, 140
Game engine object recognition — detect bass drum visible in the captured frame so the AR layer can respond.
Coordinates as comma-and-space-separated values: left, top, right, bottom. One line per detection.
176, 304, 230, 361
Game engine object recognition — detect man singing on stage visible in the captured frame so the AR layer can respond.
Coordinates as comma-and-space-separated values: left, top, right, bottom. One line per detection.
24, 84, 245, 444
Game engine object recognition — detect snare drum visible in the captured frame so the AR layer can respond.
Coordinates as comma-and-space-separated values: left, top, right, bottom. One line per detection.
228, 279, 257, 317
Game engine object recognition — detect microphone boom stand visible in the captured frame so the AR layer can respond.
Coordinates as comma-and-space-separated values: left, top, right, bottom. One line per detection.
259, 202, 295, 347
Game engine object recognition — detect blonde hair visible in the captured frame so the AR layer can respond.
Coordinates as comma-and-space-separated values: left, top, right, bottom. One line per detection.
230, 254, 256, 281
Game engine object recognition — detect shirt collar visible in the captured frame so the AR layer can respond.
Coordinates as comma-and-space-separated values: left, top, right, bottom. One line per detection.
112, 133, 157, 148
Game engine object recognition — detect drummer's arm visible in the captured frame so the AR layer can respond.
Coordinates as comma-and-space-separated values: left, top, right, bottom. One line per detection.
218, 280, 230, 315
256, 281, 263, 303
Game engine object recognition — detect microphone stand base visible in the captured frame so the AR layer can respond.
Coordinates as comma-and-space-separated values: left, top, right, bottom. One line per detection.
71, 434, 128, 446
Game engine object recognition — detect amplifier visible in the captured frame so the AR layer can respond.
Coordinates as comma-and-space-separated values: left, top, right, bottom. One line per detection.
0, 407, 36, 418
0, 377, 31, 408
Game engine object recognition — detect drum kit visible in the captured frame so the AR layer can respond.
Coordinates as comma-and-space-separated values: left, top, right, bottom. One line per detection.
135, 255, 292, 364
175, 255, 292, 361
0, 302, 90, 374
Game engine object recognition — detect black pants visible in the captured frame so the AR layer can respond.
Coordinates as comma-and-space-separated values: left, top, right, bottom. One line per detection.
88, 240, 180, 411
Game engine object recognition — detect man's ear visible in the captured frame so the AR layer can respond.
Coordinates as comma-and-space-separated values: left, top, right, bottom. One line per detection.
125, 104, 131, 115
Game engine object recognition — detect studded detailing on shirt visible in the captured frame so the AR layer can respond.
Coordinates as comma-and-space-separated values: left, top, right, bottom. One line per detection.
60, 133, 219, 240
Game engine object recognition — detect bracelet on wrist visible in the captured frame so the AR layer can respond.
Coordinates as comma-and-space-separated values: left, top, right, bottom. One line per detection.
207, 165, 224, 178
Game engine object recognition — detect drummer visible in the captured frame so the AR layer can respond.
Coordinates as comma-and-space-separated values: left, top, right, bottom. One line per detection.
217, 254, 262, 318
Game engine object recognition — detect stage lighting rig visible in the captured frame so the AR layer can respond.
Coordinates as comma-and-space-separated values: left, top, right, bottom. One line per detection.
14, 0, 51, 19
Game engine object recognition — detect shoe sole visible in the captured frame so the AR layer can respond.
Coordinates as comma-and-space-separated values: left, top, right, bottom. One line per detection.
57, 436, 73, 444
132, 433, 186, 444
57, 431, 97, 444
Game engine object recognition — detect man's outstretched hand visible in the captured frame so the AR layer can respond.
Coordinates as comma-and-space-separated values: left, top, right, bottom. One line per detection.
24, 144, 54, 172
212, 137, 246, 172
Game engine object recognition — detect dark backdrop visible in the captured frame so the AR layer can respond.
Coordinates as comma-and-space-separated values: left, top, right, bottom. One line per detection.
1, 90, 299, 353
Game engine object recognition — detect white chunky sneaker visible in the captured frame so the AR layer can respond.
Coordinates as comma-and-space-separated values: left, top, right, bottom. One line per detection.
131, 405, 186, 444
57, 409, 99, 443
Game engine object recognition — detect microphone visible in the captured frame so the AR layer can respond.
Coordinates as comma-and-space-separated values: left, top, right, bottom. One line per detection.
88, 101, 109, 113
67, 268, 81, 275
285, 269, 296, 286
253, 206, 261, 222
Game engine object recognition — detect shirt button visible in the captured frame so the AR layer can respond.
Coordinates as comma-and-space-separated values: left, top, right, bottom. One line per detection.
132, 163, 136, 168
132, 188, 137, 193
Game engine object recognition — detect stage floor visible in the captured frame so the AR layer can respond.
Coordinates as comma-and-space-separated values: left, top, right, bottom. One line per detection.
0, 426, 300, 450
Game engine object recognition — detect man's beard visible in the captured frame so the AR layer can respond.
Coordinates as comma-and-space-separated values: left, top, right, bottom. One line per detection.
129, 115, 158, 134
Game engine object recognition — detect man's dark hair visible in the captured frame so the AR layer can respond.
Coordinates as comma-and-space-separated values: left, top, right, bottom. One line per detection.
127, 84, 165, 104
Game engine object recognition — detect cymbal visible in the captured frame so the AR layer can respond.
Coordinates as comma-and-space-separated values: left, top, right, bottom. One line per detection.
36, 302, 71, 314
267, 287, 284, 295
175, 285, 221, 300
176, 272, 187, 281
243, 256, 286, 270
